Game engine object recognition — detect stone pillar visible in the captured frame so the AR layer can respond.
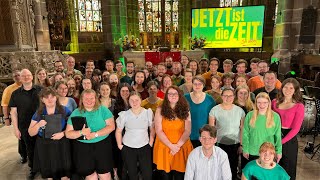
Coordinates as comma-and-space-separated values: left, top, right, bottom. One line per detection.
273, 0, 320, 76
67, 0, 79, 52
126, 0, 139, 39
102, 0, 128, 49
33, 0, 51, 51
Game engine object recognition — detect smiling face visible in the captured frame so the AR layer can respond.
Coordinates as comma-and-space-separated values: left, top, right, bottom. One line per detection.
99, 84, 111, 98
82, 79, 92, 90
184, 71, 193, 83
148, 84, 158, 97
135, 72, 145, 85
237, 88, 249, 102
20, 69, 33, 84
236, 76, 247, 87
236, 63, 247, 74
259, 149, 275, 165
192, 79, 204, 92
37, 70, 47, 81
129, 94, 142, 109
223, 63, 233, 73
211, 77, 221, 90
57, 83, 68, 97
209, 60, 219, 73
199, 131, 217, 151
167, 88, 179, 104
162, 76, 172, 89
256, 97, 269, 112
120, 87, 130, 100
67, 79, 76, 91
221, 90, 235, 105
82, 92, 96, 110
282, 82, 295, 98
189, 61, 198, 73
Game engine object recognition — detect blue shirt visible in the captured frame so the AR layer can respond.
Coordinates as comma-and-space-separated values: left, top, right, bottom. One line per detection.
185, 93, 216, 140
32, 106, 71, 137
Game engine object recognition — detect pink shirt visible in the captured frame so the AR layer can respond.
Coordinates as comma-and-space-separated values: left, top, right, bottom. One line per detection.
271, 99, 304, 144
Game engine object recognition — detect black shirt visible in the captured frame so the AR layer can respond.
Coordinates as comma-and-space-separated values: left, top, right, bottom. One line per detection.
253, 87, 279, 101
9, 85, 42, 131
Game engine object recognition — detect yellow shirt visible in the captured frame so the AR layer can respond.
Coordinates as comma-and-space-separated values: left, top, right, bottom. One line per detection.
141, 98, 163, 114
202, 71, 223, 90
1, 82, 21, 106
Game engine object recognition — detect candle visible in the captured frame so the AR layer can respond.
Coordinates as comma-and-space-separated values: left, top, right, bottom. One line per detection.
153, 45, 156, 49
177, 45, 179, 49
146, 46, 149, 49
140, 45, 143, 49
171, 45, 174, 49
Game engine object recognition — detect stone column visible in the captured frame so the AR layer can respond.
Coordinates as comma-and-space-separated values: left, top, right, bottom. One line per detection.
101, 0, 127, 52
67, 0, 79, 52
33, 0, 51, 51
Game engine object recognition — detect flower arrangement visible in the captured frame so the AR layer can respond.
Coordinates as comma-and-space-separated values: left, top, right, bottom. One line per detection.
115, 35, 140, 51
189, 35, 206, 50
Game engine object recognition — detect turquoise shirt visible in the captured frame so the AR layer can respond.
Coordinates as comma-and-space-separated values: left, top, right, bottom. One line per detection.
242, 111, 282, 155
185, 93, 216, 140
243, 160, 290, 180
67, 106, 113, 143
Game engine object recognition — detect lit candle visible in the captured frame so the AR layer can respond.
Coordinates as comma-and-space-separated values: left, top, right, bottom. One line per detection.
153, 45, 156, 49
177, 45, 179, 49
171, 45, 174, 49
140, 45, 143, 49
146, 45, 149, 49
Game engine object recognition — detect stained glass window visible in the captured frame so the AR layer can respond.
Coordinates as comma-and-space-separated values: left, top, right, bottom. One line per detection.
139, 0, 178, 32
75, 0, 102, 32
220, 0, 243, 7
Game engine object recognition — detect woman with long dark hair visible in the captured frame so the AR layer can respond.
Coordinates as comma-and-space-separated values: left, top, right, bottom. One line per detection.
272, 78, 304, 180
153, 86, 193, 180
132, 70, 149, 100
99, 82, 116, 113
28, 87, 71, 179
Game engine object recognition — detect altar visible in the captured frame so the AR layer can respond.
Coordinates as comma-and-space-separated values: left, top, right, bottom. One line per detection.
123, 50, 205, 67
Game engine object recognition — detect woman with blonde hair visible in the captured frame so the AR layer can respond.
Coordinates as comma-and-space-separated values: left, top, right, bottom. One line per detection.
242, 92, 282, 164
34, 68, 51, 87
234, 85, 254, 114
242, 142, 289, 180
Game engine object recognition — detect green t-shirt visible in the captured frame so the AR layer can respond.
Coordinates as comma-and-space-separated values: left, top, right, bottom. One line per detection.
242, 111, 282, 155
243, 160, 290, 180
67, 105, 113, 143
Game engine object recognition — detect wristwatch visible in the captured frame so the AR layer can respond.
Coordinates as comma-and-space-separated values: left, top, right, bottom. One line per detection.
94, 132, 99, 138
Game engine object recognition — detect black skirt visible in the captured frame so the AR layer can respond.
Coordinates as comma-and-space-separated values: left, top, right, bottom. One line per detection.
33, 136, 72, 178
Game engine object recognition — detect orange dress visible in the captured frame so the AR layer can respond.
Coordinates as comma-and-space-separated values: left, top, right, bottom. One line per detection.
153, 117, 193, 173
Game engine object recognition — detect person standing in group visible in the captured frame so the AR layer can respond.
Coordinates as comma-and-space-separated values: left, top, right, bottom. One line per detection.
202, 58, 223, 90
185, 76, 216, 147
141, 81, 163, 114
116, 92, 155, 180
34, 68, 51, 87
272, 78, 304, 180
99, 82, 116, 113
28, 87, 72, 180
153, 86, 193, 180
157, 74, 173, 99
242, 142, 290, 180
179, 69, 193, 94
9, 69, 42, 179
55, 81, 77, 112
242, 92, 282, 165
132, 70, 149, 100
184, 125, 232, 180
65, 89, 115, 180
209, 88, 245, 179
205, 75, 223, 104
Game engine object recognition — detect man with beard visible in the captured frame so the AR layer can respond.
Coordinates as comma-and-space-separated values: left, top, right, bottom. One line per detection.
253, 71, 279, 100
101, 70, 110, 82
199, 58, 209, 74
171, 61, 184, 86
9, 69, 42, 179
54, 60, 65, 75
154, 63, 166, 85
121, 61, 135, 85
109, 73, 119, 98
165, 56, 173, 75
247, 60, 282, 92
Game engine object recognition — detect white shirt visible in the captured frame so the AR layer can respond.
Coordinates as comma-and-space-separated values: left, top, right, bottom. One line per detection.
184, 146, 232, 180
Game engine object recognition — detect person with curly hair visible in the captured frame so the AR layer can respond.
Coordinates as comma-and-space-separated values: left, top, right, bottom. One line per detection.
271, 78, 304, 180
153, 86, 193, 180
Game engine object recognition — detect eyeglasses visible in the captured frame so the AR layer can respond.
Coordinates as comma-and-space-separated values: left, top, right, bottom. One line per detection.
167, 92, 179, 97
222, 95, 234, 98
193, 82, 203, 87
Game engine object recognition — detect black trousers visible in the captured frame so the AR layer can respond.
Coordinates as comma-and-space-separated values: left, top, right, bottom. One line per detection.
156, 170, 184, 180
20, 130, 36, 171
121, 144, 152, 180
18, 138, 27, 158
218, 143, 240, 180
280, 129, 298, 180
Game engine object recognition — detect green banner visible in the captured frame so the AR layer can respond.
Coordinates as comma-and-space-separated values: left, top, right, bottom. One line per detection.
192, 6, 265, 48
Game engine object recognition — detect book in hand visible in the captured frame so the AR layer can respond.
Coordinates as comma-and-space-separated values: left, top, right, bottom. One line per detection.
43, 114, 62, 139
71, 116, 88, 140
